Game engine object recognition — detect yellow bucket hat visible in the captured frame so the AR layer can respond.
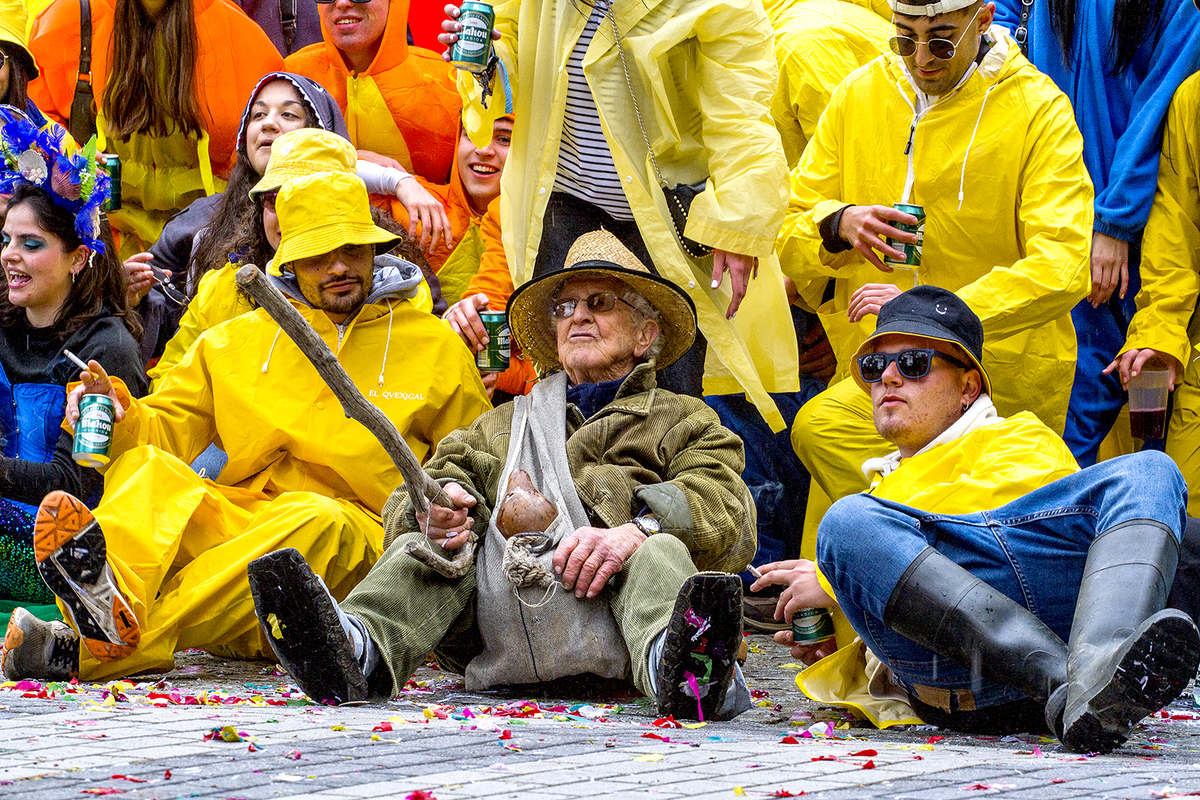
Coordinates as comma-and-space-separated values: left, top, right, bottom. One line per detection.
249, 128, 357, 199
268, 171, 399, 276
0, 0, 38, 80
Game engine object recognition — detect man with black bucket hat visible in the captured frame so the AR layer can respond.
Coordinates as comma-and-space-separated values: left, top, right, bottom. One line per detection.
753, 285, 1200, 754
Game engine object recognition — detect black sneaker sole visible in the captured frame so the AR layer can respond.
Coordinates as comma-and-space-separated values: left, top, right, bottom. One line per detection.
656, 573, 742, 721
247, 548, 367, 706
1063, 609, 1200, 754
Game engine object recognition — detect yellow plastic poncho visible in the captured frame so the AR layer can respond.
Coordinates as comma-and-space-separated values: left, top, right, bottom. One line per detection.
762, 0, 889, 168
459, 0, 798, 431
797, 411, 1080, 726
780, 28, 1092, 500
1119, 72, 1200, 516
74, 288, 490, 679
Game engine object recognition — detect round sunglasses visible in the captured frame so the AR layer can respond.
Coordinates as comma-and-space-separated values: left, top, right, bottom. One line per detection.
551, 291, 635, 319
889, 6, 982, 61
857, 348, 971, 383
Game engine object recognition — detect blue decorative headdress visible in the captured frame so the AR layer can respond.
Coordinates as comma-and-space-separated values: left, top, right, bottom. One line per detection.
0, 106, 111, 253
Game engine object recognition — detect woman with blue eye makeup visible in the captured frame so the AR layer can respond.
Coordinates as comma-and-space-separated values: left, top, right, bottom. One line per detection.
0, 175, 146, 626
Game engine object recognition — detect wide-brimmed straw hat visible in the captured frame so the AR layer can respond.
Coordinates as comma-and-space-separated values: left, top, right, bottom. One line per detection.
269, 171, 399, 276
250, 128, 357, 199
507, 231, 697, 372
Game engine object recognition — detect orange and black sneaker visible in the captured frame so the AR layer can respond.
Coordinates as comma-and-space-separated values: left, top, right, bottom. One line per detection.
33, 491, 139, 662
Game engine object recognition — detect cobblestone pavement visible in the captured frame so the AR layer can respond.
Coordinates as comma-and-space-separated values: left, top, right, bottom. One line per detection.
3, 636, 1200, 799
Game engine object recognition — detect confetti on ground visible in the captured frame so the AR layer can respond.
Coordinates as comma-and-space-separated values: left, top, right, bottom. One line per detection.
962, 783, 1017, 791
634, 754, 664, 762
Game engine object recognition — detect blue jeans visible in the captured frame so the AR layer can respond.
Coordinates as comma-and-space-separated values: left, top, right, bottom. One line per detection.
816, 451, 1187, 708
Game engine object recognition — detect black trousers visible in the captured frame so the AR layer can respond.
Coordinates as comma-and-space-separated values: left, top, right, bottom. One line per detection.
532, 191, 706, 398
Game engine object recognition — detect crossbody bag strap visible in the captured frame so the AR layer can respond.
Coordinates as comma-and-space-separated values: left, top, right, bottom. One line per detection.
69, 0, 98, 144
1013, 0, 1034, 54
607, 7, 668, 190
280, 0, 298, 53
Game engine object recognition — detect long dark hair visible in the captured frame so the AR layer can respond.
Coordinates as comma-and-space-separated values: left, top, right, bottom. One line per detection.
0, 43, 31, 111
0, 183, 141, 340
102, 0, 204, 139
1048, 0, 1168, 75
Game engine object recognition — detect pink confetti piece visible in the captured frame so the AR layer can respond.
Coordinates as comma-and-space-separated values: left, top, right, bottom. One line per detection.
684, 672, 704, 722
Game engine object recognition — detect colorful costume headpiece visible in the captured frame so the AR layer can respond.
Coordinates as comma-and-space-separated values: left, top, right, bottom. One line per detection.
0, 106, 110, 253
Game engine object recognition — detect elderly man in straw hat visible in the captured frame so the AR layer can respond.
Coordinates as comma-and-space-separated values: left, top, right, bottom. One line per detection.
247, 230, 758, 720
2, 169, 489, 683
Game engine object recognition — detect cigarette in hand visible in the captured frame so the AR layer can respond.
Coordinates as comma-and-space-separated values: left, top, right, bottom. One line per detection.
747, 565, 763, 579
63, 349, 91, 373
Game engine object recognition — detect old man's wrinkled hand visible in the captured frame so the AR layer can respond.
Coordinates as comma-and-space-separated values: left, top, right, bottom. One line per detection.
552, 523, 646, 600
416, 481, 477, 551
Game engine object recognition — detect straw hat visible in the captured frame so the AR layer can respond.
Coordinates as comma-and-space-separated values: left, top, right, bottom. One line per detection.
269, 171, 399, 276
250, 128, 357, 199
507, 231, 697, 372
0, 0, 38, 80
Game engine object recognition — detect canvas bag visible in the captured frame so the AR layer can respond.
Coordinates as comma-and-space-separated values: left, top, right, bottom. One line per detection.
465, 371, 631, 689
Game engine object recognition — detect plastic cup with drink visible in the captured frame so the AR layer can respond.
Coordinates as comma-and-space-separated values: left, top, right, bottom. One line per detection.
1128, 364, 1171, 440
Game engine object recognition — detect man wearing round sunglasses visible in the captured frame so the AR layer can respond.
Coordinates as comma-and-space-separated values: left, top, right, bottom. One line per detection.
753, 285, 1199, 753
776, 0, 1091, 519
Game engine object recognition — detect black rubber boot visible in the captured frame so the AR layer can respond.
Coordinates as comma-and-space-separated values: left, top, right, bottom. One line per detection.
656, 573, 742, 721
248, 548, 368, 706
1059, 521, 1200, 755
884, 548, 1068, 722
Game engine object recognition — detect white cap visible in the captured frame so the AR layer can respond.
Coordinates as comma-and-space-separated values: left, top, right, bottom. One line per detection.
888, 0, 978, 16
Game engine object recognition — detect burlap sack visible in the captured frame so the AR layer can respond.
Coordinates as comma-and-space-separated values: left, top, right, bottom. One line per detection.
465, 372, 631, 689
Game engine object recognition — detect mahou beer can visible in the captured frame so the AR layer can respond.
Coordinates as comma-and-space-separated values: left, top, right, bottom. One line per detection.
451, 2, 495, 73
73, 395, 115, 468
103, 155, 122, 212
792, 607, 836, 646
476, 311, 511, 372
883, 203, 925, 268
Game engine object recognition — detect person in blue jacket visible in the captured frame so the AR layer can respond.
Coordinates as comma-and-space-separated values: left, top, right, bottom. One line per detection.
993, 0, 1200, 465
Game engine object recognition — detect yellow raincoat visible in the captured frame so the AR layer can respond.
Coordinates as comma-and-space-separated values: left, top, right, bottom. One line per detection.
459, 0, 798, 431
762, 0, 889, 169
73, 282, 490, 680
1119, 72, 1200, 516
797, 411, 1079, 726
779, 28, 1092, 500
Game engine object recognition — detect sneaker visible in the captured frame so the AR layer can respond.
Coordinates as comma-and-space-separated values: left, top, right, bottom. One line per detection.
656, 573, 742, 721
248, 548, 367, 705
2, 607, 79, 680
34, 491, 139, 662
742, 592, 788, 634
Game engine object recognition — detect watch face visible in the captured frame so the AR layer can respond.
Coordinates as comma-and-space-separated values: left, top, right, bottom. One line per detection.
638, 516, 661, 534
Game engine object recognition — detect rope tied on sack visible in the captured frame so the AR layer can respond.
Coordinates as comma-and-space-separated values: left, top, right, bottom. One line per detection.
501, 532, 559, 608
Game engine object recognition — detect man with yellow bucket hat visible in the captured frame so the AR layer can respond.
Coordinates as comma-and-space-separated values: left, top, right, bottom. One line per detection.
1, 170, 490, 682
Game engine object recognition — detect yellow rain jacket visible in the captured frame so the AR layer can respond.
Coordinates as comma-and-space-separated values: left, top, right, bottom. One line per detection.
797, 411, 1079, 726
1120, 72, 1200, 516
762, 0, 889, 168
459, 0, 798, 431
72, 271, 490, 679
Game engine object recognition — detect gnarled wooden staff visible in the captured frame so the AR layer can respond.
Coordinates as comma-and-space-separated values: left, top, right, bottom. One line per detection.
234, 264, 475, 578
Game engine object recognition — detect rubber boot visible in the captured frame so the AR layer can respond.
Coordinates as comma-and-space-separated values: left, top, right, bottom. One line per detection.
1057, 521, 1200, 754
884, 547, 1068, 717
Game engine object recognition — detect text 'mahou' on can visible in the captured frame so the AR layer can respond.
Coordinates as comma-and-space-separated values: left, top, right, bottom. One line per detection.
73, 394, 115, 468
450, 1, 495, 73
792, 607, 836, 646
477, 311, 511, 373
883, 202, 925, 268
103, 155, 122, 212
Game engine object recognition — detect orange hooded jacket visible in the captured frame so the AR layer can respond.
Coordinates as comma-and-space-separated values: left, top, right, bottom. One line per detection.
285, 0, 461, 183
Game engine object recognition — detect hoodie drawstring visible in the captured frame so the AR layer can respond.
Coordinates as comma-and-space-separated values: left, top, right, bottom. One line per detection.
378, 300, 394, 387
262, 328, 282, 373
958, 83, 997, 211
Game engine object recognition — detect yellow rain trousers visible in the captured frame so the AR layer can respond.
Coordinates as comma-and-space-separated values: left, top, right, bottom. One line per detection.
763, 0, 889, 169
797, 411, 1079, 726
778, 28, 1092, 501
460, 0, 797, 431
72, 292, 490, 680
1119, 72, 1200, 516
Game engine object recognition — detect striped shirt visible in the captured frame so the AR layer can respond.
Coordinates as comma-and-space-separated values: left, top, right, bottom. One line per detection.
553, 0, 635, 221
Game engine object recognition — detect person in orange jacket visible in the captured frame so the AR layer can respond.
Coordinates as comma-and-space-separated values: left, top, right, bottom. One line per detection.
285, 0, 461, 184
26, 0, 284, 259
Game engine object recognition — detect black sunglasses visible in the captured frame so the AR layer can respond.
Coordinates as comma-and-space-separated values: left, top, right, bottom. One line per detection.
857, 348, 972, 383
551, 291, 636, 319
889, 5, 982, 60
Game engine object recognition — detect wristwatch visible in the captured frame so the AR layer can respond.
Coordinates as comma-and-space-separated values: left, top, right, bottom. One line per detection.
628, 516, 661, 536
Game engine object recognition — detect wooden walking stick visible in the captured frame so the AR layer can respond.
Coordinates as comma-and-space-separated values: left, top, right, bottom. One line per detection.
235, 264, 476, 578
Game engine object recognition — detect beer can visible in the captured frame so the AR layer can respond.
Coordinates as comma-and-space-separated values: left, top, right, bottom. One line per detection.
102, 155, 122, 212
450, 1, 495, 73
883, 203, 925, 268
73, 395, 115, 468
792, 607, 836, 646
476, 311, 510, 373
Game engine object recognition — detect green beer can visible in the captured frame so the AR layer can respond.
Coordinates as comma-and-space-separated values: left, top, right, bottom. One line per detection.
102, 155, 122, 212
476, 311, 510, 373
451, 2, 495, 73
883, 203, 925, 268
792, 607, 836, 646
73, 395, 115, 468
